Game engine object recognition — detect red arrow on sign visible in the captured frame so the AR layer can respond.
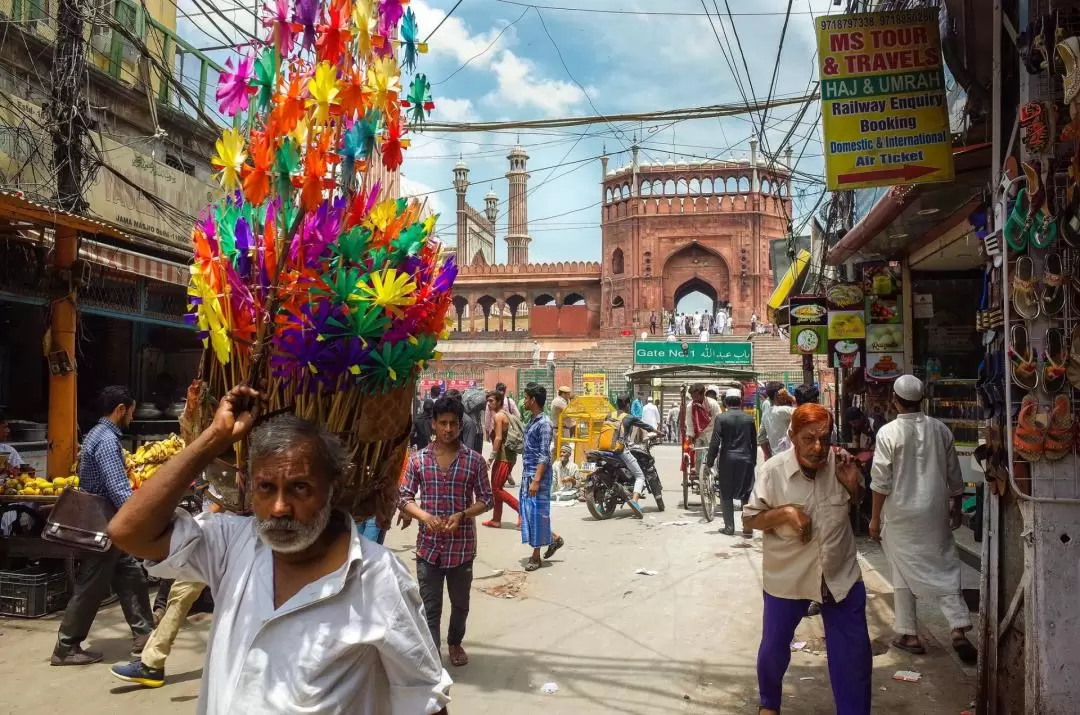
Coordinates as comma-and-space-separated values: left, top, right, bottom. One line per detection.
836, 164, 938, 185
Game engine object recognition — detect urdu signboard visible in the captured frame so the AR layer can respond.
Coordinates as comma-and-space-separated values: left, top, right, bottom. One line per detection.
634, 341, 753, 367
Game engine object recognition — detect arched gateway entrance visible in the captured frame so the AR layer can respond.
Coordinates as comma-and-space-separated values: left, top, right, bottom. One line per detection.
663, 244, 731, 316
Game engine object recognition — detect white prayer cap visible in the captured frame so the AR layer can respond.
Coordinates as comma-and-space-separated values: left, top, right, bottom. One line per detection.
724, 388, 742, 400
893, 374, 924, 401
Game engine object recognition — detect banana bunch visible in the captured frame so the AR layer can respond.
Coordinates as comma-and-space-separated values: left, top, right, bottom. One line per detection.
129, 462, 161, 490
131, 434, 185, 466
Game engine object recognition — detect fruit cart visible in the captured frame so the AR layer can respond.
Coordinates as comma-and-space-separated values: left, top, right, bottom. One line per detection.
0, 434, 186, 617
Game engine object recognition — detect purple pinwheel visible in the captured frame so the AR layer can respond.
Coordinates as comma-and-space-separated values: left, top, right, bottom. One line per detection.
234, 216, 253, 278
292, 0, 318, 51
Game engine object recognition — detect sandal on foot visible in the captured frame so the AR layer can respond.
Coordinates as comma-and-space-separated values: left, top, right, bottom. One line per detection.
448, 644, 469, 667
1014, 394, 1045, 462
1045, 328, 1069, 392
891, 637, 927, 655
1044, 394, 1074, 461
543, 536, 565, 560
481, 520, 502, 529
1043, 253, 1067, 316
1011, 256, 1040, 320
1009, 324, 1040, 391
525, 559, 541, 572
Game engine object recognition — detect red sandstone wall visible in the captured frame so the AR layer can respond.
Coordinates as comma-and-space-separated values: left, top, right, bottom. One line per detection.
530, 305, 591, 337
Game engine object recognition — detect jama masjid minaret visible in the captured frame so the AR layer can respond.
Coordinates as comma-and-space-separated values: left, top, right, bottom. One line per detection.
453, 158, 469, 262
505, 143, 530, 264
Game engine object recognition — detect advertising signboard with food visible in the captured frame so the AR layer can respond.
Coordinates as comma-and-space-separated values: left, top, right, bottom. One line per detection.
826, 283, 868, 368
861, 262, 904, 381
788, 295, 828, 355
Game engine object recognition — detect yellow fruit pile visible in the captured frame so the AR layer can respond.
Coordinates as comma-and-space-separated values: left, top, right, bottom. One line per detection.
1, 473, 78, 497
127, 434, 184, 489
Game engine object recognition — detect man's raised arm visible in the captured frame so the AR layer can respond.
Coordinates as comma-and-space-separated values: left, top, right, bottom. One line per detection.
109, 386, 259, 562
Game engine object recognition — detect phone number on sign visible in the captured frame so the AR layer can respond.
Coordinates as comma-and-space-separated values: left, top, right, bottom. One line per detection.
818, 10, 937, 32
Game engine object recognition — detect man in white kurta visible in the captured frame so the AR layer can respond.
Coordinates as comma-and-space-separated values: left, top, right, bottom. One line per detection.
869, 375, 975, 664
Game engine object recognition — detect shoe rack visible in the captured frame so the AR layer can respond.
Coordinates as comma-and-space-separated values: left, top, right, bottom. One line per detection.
1001, 2, 1080, 503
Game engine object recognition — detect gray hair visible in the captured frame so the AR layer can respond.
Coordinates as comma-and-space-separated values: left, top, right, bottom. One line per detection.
248, 414, 350, 484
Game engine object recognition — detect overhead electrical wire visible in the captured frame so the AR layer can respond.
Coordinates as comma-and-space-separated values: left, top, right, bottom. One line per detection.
493, 0, 821, 17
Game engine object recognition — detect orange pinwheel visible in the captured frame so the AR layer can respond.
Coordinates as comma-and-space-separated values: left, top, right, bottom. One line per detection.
316, 0, 353, 64
300, 132, 337, 212
337, 65, 369, 119
270, 72, 308, 137
242, 130, 274, 206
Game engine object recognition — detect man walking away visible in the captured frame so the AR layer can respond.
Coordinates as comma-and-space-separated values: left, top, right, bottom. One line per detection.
642, 397, 661, 434
401, 396, 493, 667
650, 312, 657, 335
520, 385, 565, 571
483, 391, 521, 529
870, 375, 977, 664
758, 383, 795, 459
706, 389, 758, 536
53, 386, 154, 666
743, 404, 871, 715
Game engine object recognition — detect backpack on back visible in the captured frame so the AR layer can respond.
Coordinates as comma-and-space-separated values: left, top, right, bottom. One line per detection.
503, 412, 525, 455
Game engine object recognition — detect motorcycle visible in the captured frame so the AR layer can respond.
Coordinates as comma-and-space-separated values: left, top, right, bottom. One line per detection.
584, 434, 665, 519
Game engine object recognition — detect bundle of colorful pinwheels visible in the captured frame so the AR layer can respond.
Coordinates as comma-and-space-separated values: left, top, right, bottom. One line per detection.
184, 0, 451, 524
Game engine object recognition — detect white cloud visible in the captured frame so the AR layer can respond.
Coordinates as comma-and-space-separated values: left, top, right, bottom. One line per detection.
434, 97, 477, 122
410, 0, 509, 68
487, 52, 588, 116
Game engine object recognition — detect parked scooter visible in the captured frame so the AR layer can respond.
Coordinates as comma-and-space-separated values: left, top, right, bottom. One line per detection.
584, 434, 664, 519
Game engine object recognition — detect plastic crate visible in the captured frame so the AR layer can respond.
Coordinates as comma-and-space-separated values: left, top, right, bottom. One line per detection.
0, 568, 69, 618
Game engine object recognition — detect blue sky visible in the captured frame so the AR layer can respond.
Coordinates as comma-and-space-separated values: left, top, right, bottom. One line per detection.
181, 0, 836, 263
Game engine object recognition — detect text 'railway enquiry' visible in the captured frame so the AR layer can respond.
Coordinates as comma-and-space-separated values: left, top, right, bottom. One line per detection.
815, 8, 954, 190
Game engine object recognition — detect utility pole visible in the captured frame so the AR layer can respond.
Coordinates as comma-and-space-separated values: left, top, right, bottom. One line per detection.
46, 0, 90, 478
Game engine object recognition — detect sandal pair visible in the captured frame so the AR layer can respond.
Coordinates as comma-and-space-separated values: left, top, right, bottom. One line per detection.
1005, 163, 1058, 250
1014, 394, 1074, 462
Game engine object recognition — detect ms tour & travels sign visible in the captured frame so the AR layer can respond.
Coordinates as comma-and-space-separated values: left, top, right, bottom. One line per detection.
815, 8, 953, 191
634, 341, 753, 366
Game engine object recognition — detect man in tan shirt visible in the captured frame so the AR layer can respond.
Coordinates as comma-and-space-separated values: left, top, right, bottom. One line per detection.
742, 403, 871, 715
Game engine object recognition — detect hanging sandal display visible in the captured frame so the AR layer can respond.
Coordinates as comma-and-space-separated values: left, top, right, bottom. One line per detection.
1044, 327, 1069, 392
1013, 394, 1045, 462
1043, 394, 1074, 461
1011, 255, 1041, 319
1004, 187, 1030, 251
1067, 325, 1080, 389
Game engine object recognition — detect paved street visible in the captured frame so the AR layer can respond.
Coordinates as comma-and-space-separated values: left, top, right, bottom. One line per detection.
0, 445, 975, 714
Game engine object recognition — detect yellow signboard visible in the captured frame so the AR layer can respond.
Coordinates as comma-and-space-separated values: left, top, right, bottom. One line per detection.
582, 373, 608, 397
815, 8, 953, 191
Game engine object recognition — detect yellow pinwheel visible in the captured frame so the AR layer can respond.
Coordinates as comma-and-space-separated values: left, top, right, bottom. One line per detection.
354, 268, 417, 319
365, 199, 397, 233
352, 0, 375, 55
188, 273, 232, 364
307, 61, 340, 124
365, 56, 401, 111
210, 128, 246, 192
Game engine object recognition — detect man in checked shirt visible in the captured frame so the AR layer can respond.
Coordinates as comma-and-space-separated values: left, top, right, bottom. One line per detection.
400, 395, 493, 668
53, 386, 155, 666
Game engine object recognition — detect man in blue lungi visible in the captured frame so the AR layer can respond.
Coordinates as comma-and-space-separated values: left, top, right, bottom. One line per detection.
519, 384, 565, 572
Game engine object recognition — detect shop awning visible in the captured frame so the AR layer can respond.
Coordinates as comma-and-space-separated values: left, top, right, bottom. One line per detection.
827, 143, 991, 266
78, 241, 190, 286
624, 365, 756, 382
767, 248, 810, 320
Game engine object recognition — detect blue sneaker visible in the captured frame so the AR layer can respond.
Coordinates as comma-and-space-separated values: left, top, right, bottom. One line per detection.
110, 660, 165, 688
626, 499, 644, 518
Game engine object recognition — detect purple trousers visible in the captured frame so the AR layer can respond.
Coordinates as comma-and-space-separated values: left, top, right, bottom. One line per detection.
757, 580, 872, 714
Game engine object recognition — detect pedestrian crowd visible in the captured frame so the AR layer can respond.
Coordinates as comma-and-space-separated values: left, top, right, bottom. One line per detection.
40, 369, 975, 715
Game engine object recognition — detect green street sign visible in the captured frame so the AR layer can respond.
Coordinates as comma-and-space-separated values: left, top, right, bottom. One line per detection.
634, 341, 753, 366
